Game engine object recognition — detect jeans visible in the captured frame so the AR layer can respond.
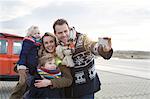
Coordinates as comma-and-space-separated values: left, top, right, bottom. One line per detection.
80, 93, 94, 99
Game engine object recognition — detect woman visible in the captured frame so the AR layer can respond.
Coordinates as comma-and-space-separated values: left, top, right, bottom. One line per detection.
24, 32, 72, 98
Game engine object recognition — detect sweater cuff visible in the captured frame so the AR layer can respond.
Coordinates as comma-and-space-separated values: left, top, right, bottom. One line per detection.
17, 64, 27, 70
50, 79, 57, 89
92, 42, 100, 55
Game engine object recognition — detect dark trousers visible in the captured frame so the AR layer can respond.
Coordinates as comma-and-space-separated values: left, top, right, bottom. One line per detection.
24, 87, 65, 99
80, 93, 94, 99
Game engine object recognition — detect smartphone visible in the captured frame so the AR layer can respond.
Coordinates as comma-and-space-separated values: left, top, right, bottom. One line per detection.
98, 37, 109, 47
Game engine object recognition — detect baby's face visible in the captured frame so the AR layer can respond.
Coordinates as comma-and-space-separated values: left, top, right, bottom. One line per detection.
44, 61, 57, 70
32, 32, 41, 39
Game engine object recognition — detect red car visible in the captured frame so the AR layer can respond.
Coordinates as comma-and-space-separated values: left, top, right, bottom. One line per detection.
0, 33, 23, 81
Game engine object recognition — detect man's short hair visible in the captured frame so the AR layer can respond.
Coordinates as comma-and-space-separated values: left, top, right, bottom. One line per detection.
53, 18, 69, 33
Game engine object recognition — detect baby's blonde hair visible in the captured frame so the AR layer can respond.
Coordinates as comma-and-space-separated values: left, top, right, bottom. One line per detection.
26, 25, 40, 37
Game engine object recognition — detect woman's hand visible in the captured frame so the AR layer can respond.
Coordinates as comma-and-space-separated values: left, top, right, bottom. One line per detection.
34, 78, 52, 88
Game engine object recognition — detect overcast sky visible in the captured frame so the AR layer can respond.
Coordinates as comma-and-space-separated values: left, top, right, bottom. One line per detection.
0, 0, 150, 51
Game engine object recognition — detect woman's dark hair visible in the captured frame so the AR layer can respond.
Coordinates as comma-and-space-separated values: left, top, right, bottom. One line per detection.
53, 18, 69, 33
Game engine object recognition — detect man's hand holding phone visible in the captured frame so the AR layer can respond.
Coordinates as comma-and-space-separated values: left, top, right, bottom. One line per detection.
98, 37, 112, 52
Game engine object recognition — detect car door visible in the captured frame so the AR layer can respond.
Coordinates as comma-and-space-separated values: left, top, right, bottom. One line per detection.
0, 38, 11, 75
10, 39, 22, 75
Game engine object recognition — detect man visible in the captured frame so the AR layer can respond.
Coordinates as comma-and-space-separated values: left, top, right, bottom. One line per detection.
53, 18, 113, 98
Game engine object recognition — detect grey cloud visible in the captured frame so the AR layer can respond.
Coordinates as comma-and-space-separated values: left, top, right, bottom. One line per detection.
1, 0, 23, 6
1, 0, 150, 36
0, 0, 24, 12
0, 1, 90, 31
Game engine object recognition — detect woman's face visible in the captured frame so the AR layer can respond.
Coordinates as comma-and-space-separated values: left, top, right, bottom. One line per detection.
43, 36, 56, 53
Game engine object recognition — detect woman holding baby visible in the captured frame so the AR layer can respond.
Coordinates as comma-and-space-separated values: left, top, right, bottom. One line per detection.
24, 32, 73, 99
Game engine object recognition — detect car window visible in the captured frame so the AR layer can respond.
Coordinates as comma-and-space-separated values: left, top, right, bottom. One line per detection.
0, 40, 8, 54
13, 41, 22, 55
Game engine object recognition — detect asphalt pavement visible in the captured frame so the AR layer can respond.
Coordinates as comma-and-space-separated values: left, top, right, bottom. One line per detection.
0, 70, 150, 99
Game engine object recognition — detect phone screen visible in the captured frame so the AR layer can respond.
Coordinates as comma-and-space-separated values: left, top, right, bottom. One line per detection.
98, 37, 109, 47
